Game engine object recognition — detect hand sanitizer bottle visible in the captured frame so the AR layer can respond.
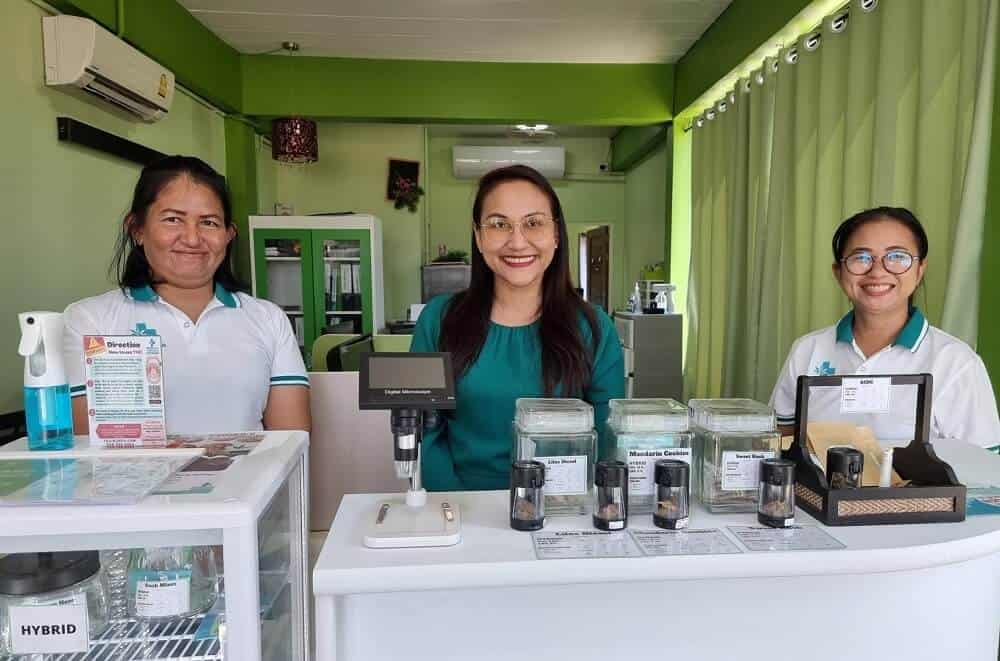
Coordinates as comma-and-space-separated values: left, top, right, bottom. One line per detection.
18, 312, 73, 450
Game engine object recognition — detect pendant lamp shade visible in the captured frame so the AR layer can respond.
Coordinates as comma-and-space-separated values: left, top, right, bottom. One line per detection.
272, 117, 318, 163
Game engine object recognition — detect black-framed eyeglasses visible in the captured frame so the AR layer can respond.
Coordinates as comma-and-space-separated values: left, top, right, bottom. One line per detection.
841, 249, 919, 275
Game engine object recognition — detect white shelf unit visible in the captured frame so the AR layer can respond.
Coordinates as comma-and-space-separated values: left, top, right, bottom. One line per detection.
0, 431, 310, 661
266, 256, 302, 262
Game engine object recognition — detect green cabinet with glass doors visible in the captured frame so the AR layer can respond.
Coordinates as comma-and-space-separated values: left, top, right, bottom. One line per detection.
249, 215, 385, 366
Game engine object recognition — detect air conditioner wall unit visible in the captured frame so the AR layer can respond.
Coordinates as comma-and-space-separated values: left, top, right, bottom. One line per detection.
452, 145, 565, 179
42, 15, 175, 122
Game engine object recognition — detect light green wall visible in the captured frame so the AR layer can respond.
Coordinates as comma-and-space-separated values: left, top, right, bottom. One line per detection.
0, 0, 226, 413
265, 122, 425, 323
427, 136, 628, 310
623, 140, 669, 291
670, 126, 693, 365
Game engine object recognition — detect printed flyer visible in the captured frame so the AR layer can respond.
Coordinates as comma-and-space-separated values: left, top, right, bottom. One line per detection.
84, 335, 167, 447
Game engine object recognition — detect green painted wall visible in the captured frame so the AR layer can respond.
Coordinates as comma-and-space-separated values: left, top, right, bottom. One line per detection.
427, 135, 628, 310
242, 57, 673, 125
611, 124, 669, 172
264, 122, 425, 323
1, 0, 226, 413
673, 0, 812, 113
623, 139, 669, 291
224, 118, 259, 282
670, 126, 693, 365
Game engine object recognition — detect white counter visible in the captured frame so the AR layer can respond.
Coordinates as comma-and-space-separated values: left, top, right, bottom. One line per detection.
314, 439, 1000, 661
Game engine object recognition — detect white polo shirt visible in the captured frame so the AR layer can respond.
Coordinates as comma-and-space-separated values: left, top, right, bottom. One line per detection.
770, 308, 999, 446
63, 284, 309, 434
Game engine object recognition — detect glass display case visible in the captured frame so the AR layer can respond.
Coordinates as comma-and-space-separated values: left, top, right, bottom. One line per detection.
513, 398, 597, 517
0, 431, 309, 661
689, 399, 780, 513
250, 215, 385, 365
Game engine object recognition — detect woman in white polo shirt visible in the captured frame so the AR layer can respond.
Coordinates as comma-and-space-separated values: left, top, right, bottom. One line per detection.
63, 156, 310, 434
770, 206, 999, 446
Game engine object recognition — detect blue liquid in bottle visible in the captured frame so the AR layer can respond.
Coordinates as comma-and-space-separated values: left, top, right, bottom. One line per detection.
24, 384, 74, 450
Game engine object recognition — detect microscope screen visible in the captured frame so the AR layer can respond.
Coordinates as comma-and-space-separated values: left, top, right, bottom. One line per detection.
368, 356, 447, 389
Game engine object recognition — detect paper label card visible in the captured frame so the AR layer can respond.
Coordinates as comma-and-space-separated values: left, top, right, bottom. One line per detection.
9, 596, 89, 654
84, 335, 166, 447
626, 448, 692, 496
840, 377, 891, 414
728, 525, 845, 552
536, 455, 587, 495
531, 530, 643, 560
630, 528, 742, 557
130, 569, 192, 618
721, 451, 775, 491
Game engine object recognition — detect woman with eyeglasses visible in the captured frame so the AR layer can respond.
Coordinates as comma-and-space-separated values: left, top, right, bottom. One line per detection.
770, 206, 999, 445
410, 165, 625, 490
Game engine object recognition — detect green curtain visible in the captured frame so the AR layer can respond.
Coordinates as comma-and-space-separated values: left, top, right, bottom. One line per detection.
686, 0, 997, 401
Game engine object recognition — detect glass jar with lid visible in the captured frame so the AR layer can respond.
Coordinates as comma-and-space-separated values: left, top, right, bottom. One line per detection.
593, 460, 628, 530
0, 551, 109, 656
127, 546, 219, 620
690, 398, 781, 513
514, 398, 596, 517
757, 458, 796, 527
510, 460, 546, 531
608, 398, 692, 515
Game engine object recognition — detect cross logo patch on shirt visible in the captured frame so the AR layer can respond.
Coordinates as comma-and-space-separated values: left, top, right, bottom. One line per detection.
132, 323, 157, 337
813, 361, 836, 376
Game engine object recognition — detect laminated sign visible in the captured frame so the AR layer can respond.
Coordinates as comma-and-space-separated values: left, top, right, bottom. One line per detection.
84, 335, 167, 447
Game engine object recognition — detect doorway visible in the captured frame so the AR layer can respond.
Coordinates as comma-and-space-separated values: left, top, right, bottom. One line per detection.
582, 225, 610, 312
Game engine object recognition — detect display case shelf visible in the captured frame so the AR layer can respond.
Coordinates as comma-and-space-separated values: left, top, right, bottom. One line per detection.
0, 615, 222, 661
266, 256, 301, 262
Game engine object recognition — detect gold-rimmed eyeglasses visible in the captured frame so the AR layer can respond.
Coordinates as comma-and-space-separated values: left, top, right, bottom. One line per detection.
840, 249, 919, 275
477, 214, 556, 242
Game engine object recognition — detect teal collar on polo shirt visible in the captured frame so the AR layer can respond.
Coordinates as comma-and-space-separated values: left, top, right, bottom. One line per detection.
128, 283, 240, 309
835, 307, 929, 352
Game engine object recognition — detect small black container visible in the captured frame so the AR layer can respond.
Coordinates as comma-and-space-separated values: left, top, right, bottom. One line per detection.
757, 459, 796, 528
510, 460, 546, 531
826, 447, 864, 489
653, 459, 690, 530
593, 460, 628, 530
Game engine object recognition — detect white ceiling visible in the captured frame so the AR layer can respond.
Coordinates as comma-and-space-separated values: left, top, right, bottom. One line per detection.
427, 124, 618, 138
177, 0, 732, 64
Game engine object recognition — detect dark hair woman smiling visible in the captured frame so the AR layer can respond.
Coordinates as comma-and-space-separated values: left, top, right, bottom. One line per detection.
63, 156, 311, 436
411, 165, 625, 491
770, 206, 998, 444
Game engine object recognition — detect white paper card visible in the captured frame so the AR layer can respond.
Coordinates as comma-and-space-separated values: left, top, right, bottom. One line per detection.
626, 448, 692, 496
134, 575, 191, 618
721, 451, 775, 491
9, 596, 89, 654
629, 528, 742, 557
537, 455, 587, 495
728, 525, 845, 552
532, 530, 643, 560
84, 335, 167, 448
840, 377, 892, 414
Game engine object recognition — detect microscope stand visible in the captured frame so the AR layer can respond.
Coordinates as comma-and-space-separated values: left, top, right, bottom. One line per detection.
363, 492, 462, 549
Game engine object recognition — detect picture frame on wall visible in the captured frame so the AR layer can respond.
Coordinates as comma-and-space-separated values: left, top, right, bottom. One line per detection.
386, 158, 420, 200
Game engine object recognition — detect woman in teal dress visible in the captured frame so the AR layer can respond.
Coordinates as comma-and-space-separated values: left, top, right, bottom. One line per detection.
411, 165, 625, 491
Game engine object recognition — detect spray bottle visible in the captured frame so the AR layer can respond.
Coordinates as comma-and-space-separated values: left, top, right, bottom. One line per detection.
18, 312, 73, 450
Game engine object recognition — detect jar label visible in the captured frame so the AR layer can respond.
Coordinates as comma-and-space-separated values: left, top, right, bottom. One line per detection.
130, 569, 191, 618
721, 451, 775, 491
626, 447, 691, 495
9, 597, 90, 654
536, 455, 587, 495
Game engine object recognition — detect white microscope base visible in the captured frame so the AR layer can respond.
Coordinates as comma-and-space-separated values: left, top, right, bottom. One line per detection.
363, 494, 462, 549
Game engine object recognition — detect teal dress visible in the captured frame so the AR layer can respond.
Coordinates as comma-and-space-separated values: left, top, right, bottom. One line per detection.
410, 294, 625, 491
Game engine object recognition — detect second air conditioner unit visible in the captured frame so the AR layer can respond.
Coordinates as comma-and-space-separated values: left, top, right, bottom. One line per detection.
452, 145, 565, 179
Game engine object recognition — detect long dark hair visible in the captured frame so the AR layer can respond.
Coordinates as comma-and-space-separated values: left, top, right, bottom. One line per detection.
110, 155, 246, 292
438, 165, 599, 396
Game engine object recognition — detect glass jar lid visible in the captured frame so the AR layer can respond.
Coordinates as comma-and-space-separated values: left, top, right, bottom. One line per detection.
608, 398, 689, 433
760, 458, 795, 485
515, 398, 594, 434
654, 459, 690, 487
688, 398, 776, 433
0, 551, 100, 596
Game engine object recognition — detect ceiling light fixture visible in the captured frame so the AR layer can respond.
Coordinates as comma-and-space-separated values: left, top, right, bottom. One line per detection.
271, 41, 318, 164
